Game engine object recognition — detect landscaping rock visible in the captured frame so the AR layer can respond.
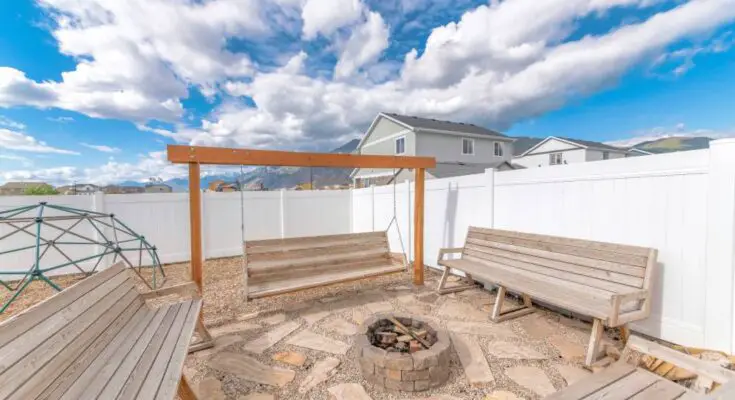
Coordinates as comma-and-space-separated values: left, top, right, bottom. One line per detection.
505, 366, 556, 397
272, 351, 306, 367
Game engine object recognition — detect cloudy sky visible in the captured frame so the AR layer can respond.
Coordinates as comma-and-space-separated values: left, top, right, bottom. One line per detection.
1, 0, 734, 185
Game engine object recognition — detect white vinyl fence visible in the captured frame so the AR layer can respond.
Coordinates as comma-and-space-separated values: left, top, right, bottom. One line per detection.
2, 138, 735, 354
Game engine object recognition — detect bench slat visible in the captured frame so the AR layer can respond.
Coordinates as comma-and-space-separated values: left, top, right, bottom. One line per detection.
469, 227, 652, 257
248, 247, 390, 272
581, 369, 661, 400
3, 287, 140, 400
464, 247, 640, 294
464, 241, 644, 287
246, 236, 388, 260
152, 300, 201, 400
249, 257, 394, 283
246, 231, 385, 250
37, 305, 152, 400
0, 262, 126, 348
465, 237, 646, 278
543, 362, 637, 400
468, 230, 648, 267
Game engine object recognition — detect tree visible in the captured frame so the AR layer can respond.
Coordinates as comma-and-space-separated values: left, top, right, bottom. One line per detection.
24, 185, 59, 195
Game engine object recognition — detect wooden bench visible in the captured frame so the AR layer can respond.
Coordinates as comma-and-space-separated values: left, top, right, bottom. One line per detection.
244, 231, 405, 299
0, 262, 205, 399
437, 226, 657, 366
544, 335, 735, 399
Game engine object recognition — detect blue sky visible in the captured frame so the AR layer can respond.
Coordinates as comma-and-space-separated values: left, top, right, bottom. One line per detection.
0, 0, 734, 185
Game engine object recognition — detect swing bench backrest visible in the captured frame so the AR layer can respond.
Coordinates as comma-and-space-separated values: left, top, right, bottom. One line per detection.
244, 231, 404, 299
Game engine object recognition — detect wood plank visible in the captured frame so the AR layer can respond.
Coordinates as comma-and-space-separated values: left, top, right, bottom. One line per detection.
469, 227, 652, 257
246, 239, 388, 262
581, 369, 659, 400
450, 333, 495, 387
286, 330, 350, 355
3, 288, 140, 400
167, 144, 436, 168
189, 163, 203, 292
248, 263, 404, 299
465, 237, 646, 278
414, 167, 425, 285
0, 273, 132, 378
586, 318, 604, 367
137, 300, 199, 400
245, 232, 387, 253
464, 247, 637, 294
628, 378, 687, 399
243, 321, 302, 354
0, 262, 126, 348
467, 231, 648, 267
96, 303, 182, 399
441, 259, 612, 319
36, 305, 152, 400
544, 362, 637, 400
249, 257, 392, 283
247, 248, 390, 272
57, 307, 164, 400
464, 242, 644, 287
626, 336, 735, 384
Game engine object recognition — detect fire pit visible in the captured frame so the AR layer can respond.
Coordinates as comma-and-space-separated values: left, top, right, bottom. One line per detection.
355, 313, 451, 392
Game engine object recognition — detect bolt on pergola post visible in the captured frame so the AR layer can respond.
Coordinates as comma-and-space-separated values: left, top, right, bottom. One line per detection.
166, 144, 436, 298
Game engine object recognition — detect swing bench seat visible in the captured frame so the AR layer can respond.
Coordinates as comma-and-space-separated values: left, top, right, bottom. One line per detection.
244, 231, 405, 299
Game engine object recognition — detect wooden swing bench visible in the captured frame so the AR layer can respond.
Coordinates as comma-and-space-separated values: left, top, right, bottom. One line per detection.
0, 262, 207, 399
244, 231, 405, 299
437, 226, 657, 366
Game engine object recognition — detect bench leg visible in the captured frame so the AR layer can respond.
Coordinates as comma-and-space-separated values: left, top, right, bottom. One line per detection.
178, 374, 198, 400
435, 267, 477, 295
585, 318, 605, 366
188, 316, 215, 353
490, 288, 535, 323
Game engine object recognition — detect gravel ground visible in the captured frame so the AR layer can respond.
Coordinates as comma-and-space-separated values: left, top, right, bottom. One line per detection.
1, 257, 622, 399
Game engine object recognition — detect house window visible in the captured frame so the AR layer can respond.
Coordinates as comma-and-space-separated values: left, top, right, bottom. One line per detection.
602, 151, 610, 160
395, 136, 405, 155
462, 138, 474, 155
494, 142, 503, 157
549, 152, 563, 165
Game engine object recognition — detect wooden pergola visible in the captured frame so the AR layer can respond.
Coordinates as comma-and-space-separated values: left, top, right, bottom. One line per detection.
166, 145, 437, 293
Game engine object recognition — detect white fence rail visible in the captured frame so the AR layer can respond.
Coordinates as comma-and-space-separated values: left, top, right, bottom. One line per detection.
2, 139, 735, 354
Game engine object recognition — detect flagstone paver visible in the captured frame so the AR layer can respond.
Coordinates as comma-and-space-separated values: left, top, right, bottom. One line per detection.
193, 334, 245, 358
287, 330, 350, 355
209, 352, 295, 387
487, 341, 548, 360
485, 390, 525, 400
418, 395, 463, 400
210, 321, 260, 337
243, 321, 301, 354
327, 383, 373, 400
238, 394, 275, 400
272, 351, 307, 367
323, 318, 358, 335
352, 308, 369, 325
437, 299, 489, 321
195, 377, 226, 400
554, 364, 591, 386
549, 335, 586, 360
505, 366, 556, 397
445, 321, 515, 339
416, 292, 440, 304
365, 300, 394, 314
298, 357, 341, 394
450, 333, 495, 387
300, 306, 332, 325
261, 313, 287, 325
518, 315, 559, 340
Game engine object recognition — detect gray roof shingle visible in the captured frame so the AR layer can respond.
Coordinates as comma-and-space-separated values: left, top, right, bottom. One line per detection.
382, 113, 508, 138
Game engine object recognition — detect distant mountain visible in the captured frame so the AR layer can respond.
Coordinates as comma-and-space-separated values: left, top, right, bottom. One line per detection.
632, 137, 712, 154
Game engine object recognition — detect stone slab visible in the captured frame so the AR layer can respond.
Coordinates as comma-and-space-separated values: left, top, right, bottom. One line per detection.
193, 334, 244, 359
352, 308, 369, 325
484, 391, 524, 400
450, 333, 495, 387
555, 364, 591, 386
243, 321, 301, 354
300, 306, 332, 325
549, 335, 586, 360
287, 330, 350, 355
195, 377, 226, 400
445, 321, 515, 339
323, 318, 358, 335
365, 300, 394, 314
210, 321, 260, 337
238, 394, 275, 400
273, 351, 306, 367
505, 366, 556, 397
327, 383, 373, 400
437, 299, 489, 322
299, 357, 341, 394
261, 313, 287, 325
209, 352, 295, 387
486, 341, 547, 360
518, 315, 559, 340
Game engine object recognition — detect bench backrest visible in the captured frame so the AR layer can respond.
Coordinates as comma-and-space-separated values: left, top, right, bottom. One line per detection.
245, 231, 393, 284
0, 262, 143, 399
462, 227, 656, 294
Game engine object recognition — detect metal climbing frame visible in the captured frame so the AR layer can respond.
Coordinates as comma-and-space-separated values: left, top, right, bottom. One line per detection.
0, 201, 165, 313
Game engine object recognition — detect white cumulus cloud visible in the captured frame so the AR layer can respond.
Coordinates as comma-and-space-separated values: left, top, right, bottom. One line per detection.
0, 129, 80, 155
79, 142, 122, 153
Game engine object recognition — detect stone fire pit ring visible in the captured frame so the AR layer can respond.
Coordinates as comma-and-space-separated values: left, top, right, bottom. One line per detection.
355, 313, 451, 392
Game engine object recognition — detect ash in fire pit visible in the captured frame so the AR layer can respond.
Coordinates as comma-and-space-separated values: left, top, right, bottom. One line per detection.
355, 314, 451, 392
368, 317, 437, 353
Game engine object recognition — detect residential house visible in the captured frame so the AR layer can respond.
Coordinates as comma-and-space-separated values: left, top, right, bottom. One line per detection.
144, 183, 173, 193
0, 181, 53, 196
351, 112, 517, 187
57, 183, 99, 195
102, 185, 145, 194
513, 136, 635, 168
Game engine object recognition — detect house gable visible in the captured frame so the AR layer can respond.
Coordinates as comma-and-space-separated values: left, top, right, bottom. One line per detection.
519, 137, 584, 156
356, 114, 412, 153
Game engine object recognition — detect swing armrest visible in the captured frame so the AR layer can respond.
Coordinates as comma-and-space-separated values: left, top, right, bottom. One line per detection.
437, 247, 464, 265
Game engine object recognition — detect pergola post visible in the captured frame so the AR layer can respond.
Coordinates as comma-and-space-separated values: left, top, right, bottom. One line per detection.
188, 163, 203, 292
413, 168, 425, 285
